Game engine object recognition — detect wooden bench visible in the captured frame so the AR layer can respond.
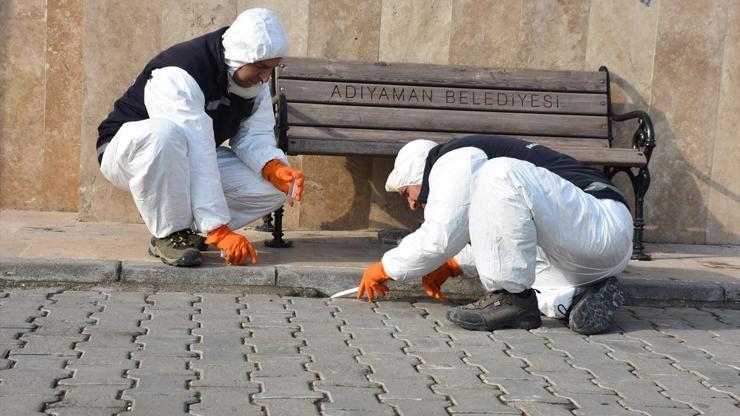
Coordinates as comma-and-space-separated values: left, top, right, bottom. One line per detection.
264, 57, 656, 260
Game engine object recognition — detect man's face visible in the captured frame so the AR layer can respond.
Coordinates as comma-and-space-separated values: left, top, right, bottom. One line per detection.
232, 57, 282, 88
399, 184, 424, 211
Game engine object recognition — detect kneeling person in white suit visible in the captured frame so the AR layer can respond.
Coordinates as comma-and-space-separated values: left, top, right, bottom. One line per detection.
96, 9, 303, 267
357, 136, 633, 335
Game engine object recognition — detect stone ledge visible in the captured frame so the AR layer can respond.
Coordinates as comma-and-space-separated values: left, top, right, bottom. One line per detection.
119, 261, 275, 286
0, 258, 737, 308
0, 258, 120, 283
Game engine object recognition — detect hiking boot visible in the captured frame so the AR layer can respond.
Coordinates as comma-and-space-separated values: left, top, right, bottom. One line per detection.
189, 233, 208, 251
567, 276, 625, 335
446, 289, 542, 331
148, 229, 202, 267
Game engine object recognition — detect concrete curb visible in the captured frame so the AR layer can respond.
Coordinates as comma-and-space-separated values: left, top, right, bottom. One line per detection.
0, 258, 120, 283
1, 257, 738, 307
120, 261, 275, 286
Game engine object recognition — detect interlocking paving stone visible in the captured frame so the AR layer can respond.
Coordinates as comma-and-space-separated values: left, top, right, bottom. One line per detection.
45, 384, 130, 409
252, 374, 323, 399
567, 392, 642, 415
383, 398, 451, 416
433, 385, 521, 414
1, 288, 739, 415
256, 398, 323, 416
189, 387, 263, 416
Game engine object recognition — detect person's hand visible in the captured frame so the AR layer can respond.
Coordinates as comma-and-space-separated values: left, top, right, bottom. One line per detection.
357, 261, 391, 302
205, 225, 257, 265
262, 159, 304, 205
421, 258, 461, 301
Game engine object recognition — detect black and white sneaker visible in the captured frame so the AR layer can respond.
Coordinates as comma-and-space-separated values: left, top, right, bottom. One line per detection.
567, 276, 625, 335
446, 289, 542, 331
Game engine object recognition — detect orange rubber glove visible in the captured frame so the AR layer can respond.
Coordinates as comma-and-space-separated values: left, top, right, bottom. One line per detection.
421, 258, 461, 301
357, 261, 391, 302
261, 159, 304, 205
205, 225, 257, 265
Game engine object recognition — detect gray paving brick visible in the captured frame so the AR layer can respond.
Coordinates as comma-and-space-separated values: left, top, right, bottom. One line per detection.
57, 364, 131, 386
189, 387, 264, 416
0, 393, 53, 415
257, 398, 323, 416
512, 401, 576, 416
538, 370, 609, 395
46, 384, 129, 409
434, 385, 521, 414
315, 382, 390, 412
384, 398, 451, 416
358, 354, 420, 379
410, 350, 468, 368
418, 366, 487, 389
252, 374, 323, 399
119, 391, 197, 416
128, 371, 195, 391
251, 355, 310, 377
14, 335, 81, 355
74, 346, 137, 365
566, 392, 639, 416
485, 378, 569, 404
375, 377, 447, 401
5, 354, 67, 370
190, 364, 257, 388
48, 407, 129, 416
305, 362, 371, 385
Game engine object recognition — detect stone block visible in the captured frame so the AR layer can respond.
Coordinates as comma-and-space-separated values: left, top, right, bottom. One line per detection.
276, 265, 363, 297
0, 258, 120, 283
449, 0, 523, 68
646, 0, 729, 243
41, 0, 84, 211
707, 1, 740, 244
379, 0, 452, 64
120, 261, 275, 286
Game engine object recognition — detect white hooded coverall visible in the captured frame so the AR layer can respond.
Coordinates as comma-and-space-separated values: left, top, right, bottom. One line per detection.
99, 9, 289, 238
382, 145, 633, 318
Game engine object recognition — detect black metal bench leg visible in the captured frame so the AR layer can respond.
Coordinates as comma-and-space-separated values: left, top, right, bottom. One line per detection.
255, 214, 274, 232
631, 167, 651, 261
264, 206, 293, 248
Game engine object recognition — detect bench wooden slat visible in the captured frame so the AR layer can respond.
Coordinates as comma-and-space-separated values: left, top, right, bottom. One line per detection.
287, 103, 609, 138
286, 127, 608, 147
279, 79, 607, 115
279, 57, 607, 93
286, 136, 645, 167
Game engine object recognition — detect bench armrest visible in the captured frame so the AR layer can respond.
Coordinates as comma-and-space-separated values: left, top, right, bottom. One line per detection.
610, 110, 656, 163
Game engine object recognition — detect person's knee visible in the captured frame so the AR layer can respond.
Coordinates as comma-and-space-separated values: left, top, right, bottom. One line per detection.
148, 118, 187, 152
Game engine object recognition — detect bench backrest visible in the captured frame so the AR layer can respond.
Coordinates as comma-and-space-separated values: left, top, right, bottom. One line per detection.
274, 57, 611, 158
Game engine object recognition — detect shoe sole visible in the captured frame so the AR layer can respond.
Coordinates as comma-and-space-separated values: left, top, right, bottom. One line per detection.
147, 244, 202, 267
568, 277, 624, 335
446, 310, 542, 331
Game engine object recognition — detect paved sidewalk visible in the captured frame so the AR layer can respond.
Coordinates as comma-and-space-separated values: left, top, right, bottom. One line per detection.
1, 287, 738, 415
1, 209, 739, 307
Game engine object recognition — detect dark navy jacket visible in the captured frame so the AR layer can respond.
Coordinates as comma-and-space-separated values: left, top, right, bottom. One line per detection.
96, 27, 255, 164
418, 135, 628, 208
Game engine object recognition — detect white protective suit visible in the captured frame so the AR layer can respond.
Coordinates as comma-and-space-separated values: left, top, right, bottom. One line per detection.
382, 145, 633, 318
100, 9, 289, 238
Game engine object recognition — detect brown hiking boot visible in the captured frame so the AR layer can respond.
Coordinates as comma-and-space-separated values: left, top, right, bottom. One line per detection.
446, 289, 542, 331
148, 229, 202, 267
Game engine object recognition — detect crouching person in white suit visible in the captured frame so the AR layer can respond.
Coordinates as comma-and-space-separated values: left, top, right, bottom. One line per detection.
96, 9, 304, 267
357, 135, 633, 334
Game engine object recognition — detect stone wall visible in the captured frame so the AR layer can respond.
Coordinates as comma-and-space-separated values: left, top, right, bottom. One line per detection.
0, 0, 737, 244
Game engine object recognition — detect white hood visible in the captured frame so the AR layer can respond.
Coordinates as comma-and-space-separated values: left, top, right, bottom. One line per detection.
385, 140, 438, 192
